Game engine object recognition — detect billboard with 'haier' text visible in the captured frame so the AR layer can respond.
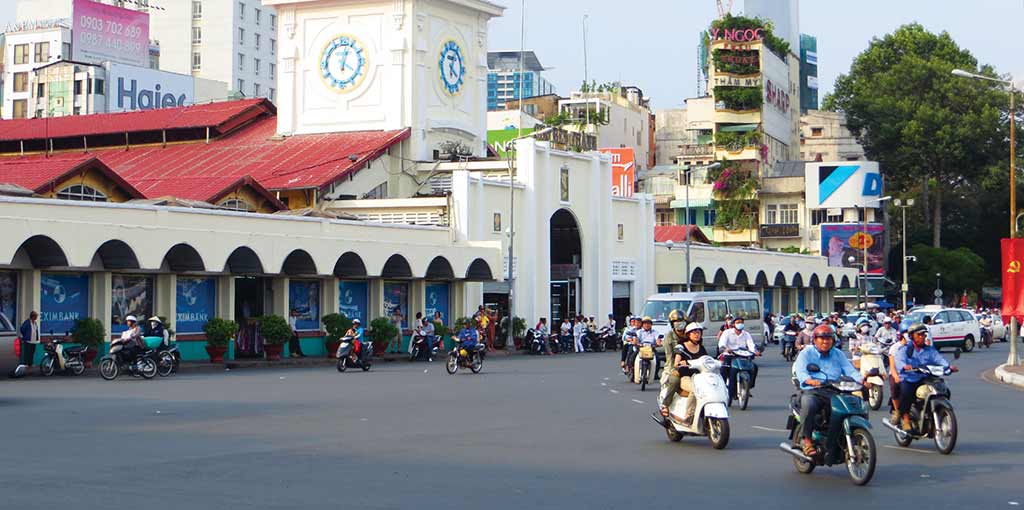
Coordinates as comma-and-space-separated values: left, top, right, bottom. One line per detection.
73, 0, 150, 67
805, 161, 882, 209
105, 63, 195, 112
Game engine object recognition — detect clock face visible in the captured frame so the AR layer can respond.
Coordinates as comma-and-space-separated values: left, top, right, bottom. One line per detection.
320, 35, 367, 93
438, 40, 466, 95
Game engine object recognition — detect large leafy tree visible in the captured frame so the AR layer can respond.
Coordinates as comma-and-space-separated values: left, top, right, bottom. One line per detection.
906, 244, 986, 303
824, 24, 1009, 248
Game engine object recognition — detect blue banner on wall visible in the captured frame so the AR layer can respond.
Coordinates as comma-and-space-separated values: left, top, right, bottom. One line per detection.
40, 273, 89, 335
0, 271, 16, 328
425, 283, 450, 325
176, 277, 216, 334
338, 280, 368, 324
111, 274, 154, 333
289, 280, 321, 331
383, 282, 408, 327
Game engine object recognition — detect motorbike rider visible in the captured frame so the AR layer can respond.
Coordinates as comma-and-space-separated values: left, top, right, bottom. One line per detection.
534, 318, 552, 355
717, 316, 761, 401
457, 320, 481, 360
979, 313, 994, 344
415, 317, 436, 361
658, 310, 687, 420
344, 319, 367, 361
893, 323, 956, 432
146, 316, 170, 347
796, 318, 815, 351
874, 317, 898, 348
717, 314, 734, 340
663, 322, 709, 427
115, 315, 143, 361
848, 318, 873, 369
621, 316, 640, 368
782, 313, 802, 353
627, 317, 660, 373
793, 325, 864, 456
887, 322, 911, 422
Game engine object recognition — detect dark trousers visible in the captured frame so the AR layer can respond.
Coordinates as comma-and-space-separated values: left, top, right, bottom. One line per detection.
897, 380, 924, 415
799, 389, 831, 440
621, 344, 630, 363
721, 358, 759, 399
288, 334, 305, 357
19, 341, 37, 366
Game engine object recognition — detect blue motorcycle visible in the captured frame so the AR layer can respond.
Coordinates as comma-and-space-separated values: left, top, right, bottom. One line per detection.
779, 365, 877, 486
727, 349, 757, 410
781, 330, 798, 362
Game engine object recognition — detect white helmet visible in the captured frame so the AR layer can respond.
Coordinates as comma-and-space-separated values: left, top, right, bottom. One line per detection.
125, 315, 137, 323
684, 322, 704, 335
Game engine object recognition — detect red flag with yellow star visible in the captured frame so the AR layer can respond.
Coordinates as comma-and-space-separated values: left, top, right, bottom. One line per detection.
1001, 239, 1024, 323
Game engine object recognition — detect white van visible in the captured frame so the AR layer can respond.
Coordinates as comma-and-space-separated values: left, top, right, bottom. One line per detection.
641, 291, 763, 343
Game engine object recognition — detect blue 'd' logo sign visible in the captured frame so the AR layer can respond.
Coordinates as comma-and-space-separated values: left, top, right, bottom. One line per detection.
117, 77, 187, 111
817, 165, 881, 204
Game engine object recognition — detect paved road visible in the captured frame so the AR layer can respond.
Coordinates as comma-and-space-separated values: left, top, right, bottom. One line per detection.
2, 342, 1022, 510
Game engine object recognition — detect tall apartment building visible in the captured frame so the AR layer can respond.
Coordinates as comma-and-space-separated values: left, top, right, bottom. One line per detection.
14, 0, 276, 101
799, 34, 818, 112
1, 22, 73, 119
487, 50, 555, 111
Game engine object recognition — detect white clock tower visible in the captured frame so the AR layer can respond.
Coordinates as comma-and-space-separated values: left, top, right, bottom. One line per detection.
263, 0, 504, 160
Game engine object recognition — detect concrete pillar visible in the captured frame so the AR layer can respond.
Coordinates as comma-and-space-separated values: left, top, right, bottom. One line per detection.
18, 269, 41, 322
369, 279, 384, 321
216, 276, 235, 321
451, 281, 466, 321
271, 277, 289, 318
323, 277, 339, 319
155, 274, 176, 324
91, 272, 112, 341
410, 279, 426, 322
463, 282, 483, 317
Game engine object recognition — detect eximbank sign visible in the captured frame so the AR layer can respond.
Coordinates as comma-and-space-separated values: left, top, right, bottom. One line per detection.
105, 62, 194, 112
805, 161, 882, 209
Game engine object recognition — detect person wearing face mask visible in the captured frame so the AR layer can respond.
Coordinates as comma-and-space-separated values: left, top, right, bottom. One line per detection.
717, 314, 734, 341
717, 316, 761, 401
781, 313, 802, 354
655, 322, 709, 427
848, 318, 873, 369
874, 317, 898, 348
894, 323, 956, 431
795, 317, 815, 351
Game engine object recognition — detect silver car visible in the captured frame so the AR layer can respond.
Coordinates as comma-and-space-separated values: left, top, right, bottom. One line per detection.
0, 312, 19, 377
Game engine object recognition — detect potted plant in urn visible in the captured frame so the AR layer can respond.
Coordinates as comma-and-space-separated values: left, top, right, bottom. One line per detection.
322, 313, 353, 358
203, 318, 238, 363
258, 315, 292, 361
368, 317, 398, 357
71, 317, 105, 368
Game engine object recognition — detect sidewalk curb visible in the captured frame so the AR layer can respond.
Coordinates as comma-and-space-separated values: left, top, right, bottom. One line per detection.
994, 364, 1024, 388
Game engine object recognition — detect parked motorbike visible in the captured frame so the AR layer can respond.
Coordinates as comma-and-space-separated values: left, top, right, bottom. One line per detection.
446, 342, 485, 374
782, 331, 798, 362
525, 329, 546, 355
726, 349, 757, 410
779, 366, 877, 486
336, 336, 372, 372
39, 337, 88, 377
653, 355, 731, 449
858, 342, 886, 410
99, 338, 157, 380
881, 353, 960, 454
596, 326, 618, 352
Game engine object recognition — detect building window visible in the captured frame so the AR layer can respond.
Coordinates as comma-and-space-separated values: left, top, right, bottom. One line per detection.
36, 83, 44, 97
14, 44, 28, 64
764, 204, 777, 225
192, 52, 202, 70
74, 80, 83, 95
364, 182, 387, 199
253, 83, 260, 97
238, 27, 245, 45
73, 106, 82, 115
255, 8, 261, 24
33, 42, 49, 63
704, 209, 717, 226
493, 212, 502, 233
192, 0, 202, 19
811, 127, 823, 137
269, 62, 275, 77
13, 73, 28, 93
811, 209, 843, 225
254, 58, 260, 74
270, 14, 276, 30
95, 79, 105, 95
254, 33, 261, 50
269, 88, 275, 101
238, 2, 245, 19
219, 199, 252, 212
617, 224, 624, 241
270, 38, 276, 56
192, 26, 202, 44
56, 184, 107, 202
12, 100, 28, 119
779, 203, 799, 224
238, 53, 244, 71
559, 166, 570, 202
237, 79, 245, 93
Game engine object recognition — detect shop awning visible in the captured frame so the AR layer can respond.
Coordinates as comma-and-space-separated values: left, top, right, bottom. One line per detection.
717, 123, 759, 133
670, 198, 713, 208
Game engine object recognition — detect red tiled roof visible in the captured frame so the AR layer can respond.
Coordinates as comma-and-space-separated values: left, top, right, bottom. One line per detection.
654, 225, 710, 244
0, 99, 272, 142
0, 156, 144, 198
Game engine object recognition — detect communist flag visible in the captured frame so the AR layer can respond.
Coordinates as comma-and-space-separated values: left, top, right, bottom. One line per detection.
1001, 239, 1024, 323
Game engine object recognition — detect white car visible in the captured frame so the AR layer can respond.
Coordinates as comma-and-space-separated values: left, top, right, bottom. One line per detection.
927, 308, 982, 352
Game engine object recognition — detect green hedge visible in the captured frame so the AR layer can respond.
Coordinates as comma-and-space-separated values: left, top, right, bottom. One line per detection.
711, 14, 790, 60
715, 86, 763, 111
712, 49, 760, 75
714, 130, 761, 151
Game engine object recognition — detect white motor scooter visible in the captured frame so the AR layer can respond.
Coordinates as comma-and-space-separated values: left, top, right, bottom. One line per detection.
654, 355, 731, 449
857, 342, 886, 410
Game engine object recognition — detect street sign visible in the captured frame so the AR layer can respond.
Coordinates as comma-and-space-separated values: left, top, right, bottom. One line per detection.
934, 289, 943, 298
901, 283, 909, 292
934, 297, 943, 305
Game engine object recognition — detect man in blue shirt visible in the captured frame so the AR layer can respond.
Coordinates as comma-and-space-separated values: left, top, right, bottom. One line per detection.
793, 325, 864, 456
457, 321, 479, 356
893, 323, 955, 431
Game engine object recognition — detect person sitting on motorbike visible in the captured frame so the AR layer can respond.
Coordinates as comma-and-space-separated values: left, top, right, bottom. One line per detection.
345, 319, 366, 361
669, 322, 709, 426
848, 318, 873, 369
657, 310, 687, 419
979, 314, 994, 344
793, 325, 864, 456
114, 315, 143, 359
893, 323, 956, 432
146, 316, 170, 347
717, 316, 761, 400
603, 313, 616, 334
457, 321, 480, 360
874, 317, 898, 348
534, 318, 552, 355
887, 322, 911, 422
796, 318, 815, 351
417, 318, 436, 361
627, 317, 660, 372
782, 313, 802, 353
717, 314, 734, 340
621, 316, 639, 368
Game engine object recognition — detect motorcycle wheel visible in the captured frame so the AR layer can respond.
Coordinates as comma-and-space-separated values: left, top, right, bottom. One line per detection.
470, 356, 483, 374
665, 426, 683, 442
409, 349, 417, 362
99, 358, 119, 381
640, 366, 649, 391
336, 358, 348, 372
845, 427, 876, 486
868, 385, 883, 411
70, 360, 85, 376
139, 358, 157, 379
361, 361, 371, 372
445, 354, 458, 374
40, 355, 55, 377
157, 352, 175, 377
707, 418, 730, 449
933, 406, 958, 455
738, 379, 750, 411
793, 449, 816, 474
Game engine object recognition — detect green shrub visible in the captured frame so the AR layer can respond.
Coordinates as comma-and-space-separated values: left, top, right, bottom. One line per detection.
452, 316, 473, 334
322, 313, 353, 343
203, 317, 239, 348
71, 317, 105, 348
368, 317, 399, 346
715, 86, 763, 111
712, 49, 760, 75
710, 14, 790, 59
714, 130, 761, 151
258, 315, 293, 345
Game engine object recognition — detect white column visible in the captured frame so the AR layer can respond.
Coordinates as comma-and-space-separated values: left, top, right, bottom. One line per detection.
323, 277, 339, 319
216, 276, 235, 321
91, 272, 112, 342
18, 269, 41, 323
271, 277, 289, 318
155, 274, 176, 324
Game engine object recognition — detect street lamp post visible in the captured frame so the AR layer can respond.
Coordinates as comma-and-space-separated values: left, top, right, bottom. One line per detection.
952, 68, 1018, 366
894, 198, 915, 310
848, 256, 860, 312
936, 273, 942, 304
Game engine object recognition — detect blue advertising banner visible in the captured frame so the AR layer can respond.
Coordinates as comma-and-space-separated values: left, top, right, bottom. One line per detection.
289, 280, 321, 330
111, 274, 154, 333
383, 282, 408, 326
176, 277, 216, 334
0, 271, 16, 327
338, 280, 368, 324
40, 273, 89, 335
425, 283, 450, 325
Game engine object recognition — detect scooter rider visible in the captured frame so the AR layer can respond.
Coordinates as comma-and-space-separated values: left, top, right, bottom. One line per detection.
627, 317, 660, 370
345, 319, 367, 361
849, 319, 872, 369
793, 325, 864, 456
875, 317, 898, 348
457, 320, 480, 359
658, 310, 687, 419
116, 315, 143, 357
146, 316, 170, 346
887, 322, 911, 422
782, 313, 802, 353
621, 316, 640, 369
893, 323, 956, 432
796, 318, 815, 351
718, 316, 761, 401
668, 322, 709, 426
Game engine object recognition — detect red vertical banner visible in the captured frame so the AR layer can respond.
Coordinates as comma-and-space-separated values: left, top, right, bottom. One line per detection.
1001, 239, 1024, 323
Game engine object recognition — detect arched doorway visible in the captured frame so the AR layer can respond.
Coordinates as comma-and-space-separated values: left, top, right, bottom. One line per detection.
550, 209, 582, 323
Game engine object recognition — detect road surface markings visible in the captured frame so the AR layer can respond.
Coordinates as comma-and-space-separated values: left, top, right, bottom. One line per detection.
609, 389, 620, 394
751, 425, 788, 433
631, 399, 645, 404
883, 445, 936, 454
600, 382, 607, 386
603, 377, 610, 381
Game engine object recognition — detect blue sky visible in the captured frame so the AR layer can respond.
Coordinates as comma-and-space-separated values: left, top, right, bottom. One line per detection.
487, 0, 1023, 110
